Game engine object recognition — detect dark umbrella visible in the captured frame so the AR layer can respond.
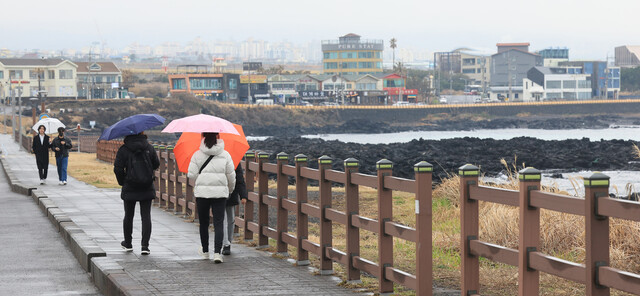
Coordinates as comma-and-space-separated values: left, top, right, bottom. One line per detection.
99, 114, 166, 141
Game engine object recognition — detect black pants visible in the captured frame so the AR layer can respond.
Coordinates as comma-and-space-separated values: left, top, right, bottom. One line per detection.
36, 156, 48, 180
123, 199, 152, 248
196, 198, 227, 253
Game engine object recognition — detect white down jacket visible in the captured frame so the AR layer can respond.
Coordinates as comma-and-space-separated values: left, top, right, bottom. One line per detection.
187, 139, 236, 198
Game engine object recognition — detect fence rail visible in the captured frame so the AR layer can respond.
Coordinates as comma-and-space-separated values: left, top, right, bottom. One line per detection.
95, 140, 640, 296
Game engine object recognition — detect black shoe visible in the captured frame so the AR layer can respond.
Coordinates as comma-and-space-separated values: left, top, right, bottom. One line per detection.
121, 241, 133, 252
141, 247, 150, 255
222, 245, 231, 255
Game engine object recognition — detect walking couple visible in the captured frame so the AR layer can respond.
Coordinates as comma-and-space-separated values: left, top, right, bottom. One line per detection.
31, 126, 72, 185
114, 132, 246, 262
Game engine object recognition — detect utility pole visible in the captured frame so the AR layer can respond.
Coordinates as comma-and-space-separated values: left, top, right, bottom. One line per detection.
507, 52, 513, 101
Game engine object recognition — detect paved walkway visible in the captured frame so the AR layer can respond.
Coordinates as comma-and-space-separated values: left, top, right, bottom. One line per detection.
0, 134, 360, 296
0, 149, 100, 295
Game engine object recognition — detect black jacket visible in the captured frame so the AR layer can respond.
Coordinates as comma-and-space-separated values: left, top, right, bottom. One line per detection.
32, 134, 50, 161
114, 134, 160, 201
226, 165, 247, 206
50, 135, 72, 158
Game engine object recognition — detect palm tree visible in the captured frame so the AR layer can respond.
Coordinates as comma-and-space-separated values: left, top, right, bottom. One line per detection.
390, 38, 397, 72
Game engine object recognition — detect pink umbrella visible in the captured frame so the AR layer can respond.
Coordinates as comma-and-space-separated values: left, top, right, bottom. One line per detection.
161, 114, 241, 135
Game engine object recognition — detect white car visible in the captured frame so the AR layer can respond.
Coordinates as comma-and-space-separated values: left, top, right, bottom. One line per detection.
439, 97, 448, 104
320, 102, 339, 107
392, 101, 411, 106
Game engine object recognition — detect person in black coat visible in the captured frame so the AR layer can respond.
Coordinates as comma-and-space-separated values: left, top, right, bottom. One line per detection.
219, 164, 247, 255
31, 125, 50, 185
50, 127, 72, 185
113, 132, 160, 255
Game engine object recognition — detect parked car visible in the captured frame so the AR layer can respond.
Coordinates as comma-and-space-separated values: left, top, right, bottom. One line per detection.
439, 97, 448, 104
299, 100, 312, 106
320, 102, 339, 107
392, 101, 411, 106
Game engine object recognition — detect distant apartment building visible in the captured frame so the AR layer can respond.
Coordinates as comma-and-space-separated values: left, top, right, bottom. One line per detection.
615, 46, 640, 67
0, 58, 78, 99
434, 49, 491, 92
558, 61, 620, 98
75, 62, 124, 99
489, 43, 543, 101
321, 33, 384, 75
168, 65, 240, 102
538, 48, 569, 67
523, 66, 592, 101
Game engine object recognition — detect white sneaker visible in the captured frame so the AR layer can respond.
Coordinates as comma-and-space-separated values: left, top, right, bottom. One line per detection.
40, 179, 45, 185
63, 181, 67, 185
198, 247, 209, 259
213, 253, 223, 263
59, 181, 64, 185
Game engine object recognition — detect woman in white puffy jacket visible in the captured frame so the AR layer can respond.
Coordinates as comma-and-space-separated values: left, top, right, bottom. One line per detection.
188, 132, 235, 263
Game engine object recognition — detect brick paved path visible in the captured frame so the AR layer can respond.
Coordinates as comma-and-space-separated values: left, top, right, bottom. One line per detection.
0, 134, 360, 295
0, 148, 101, 295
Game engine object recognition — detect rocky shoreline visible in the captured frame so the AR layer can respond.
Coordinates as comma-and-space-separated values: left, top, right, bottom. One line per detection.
249, 136, 640, 182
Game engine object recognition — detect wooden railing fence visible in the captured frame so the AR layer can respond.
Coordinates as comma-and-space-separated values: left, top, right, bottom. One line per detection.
95, 140, 640, 296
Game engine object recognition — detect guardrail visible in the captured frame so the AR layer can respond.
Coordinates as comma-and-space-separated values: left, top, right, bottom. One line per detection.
95, 140, 640, 295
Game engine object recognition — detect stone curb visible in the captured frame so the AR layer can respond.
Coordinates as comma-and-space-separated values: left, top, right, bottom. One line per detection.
0, 158, 150, 296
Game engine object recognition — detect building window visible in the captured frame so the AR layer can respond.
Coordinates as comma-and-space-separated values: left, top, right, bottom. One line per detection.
324, 62, 338, 69
578, 92, 592, 99
323, 52, 337, 59
59, 70, 73, 79
95, 76, 103, 83
562, 80, 576, 89
546, 80, 561, 89
340, 52, 356, 59
462, 58, 476, 65
547, 92, 561, 99
0, 71, 3, 79
340, 62, 357, 69
172, 78, 186, 90
578, 80, 591, 88
376, 62, 382, 69
229, 78, 237, 90
356, 83, 376, 90
462, 69, 476, 74
384, 79, 404, 88
563, 92, 576, 99
358, 62, 373, 69
189, 78, 221, 90
9, 70, 23, 79
358, 52, 373, 58
48, 70, 55, 79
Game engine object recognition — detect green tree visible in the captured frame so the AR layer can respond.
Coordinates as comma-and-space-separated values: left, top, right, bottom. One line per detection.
621, 67, 640, 92
390, 38, 397, 69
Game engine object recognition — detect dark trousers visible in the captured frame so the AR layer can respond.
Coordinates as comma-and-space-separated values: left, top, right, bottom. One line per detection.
35, 156, 48, 180
196, 198, 227, 253
123, 199, 152, 248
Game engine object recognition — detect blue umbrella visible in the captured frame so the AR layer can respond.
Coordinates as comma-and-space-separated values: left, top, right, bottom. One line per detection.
99, 114, 166, 141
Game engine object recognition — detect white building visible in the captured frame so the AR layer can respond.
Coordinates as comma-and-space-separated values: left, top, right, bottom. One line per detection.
0, 58, 78, 99
523, 66, 592, 101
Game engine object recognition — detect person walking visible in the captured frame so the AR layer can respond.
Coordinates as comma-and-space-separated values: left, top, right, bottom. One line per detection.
113, 132, 159, 255
31, 125, 50, 185
188, 132, 235, 263
219, 164, 247, 255
50, 127, 72, 185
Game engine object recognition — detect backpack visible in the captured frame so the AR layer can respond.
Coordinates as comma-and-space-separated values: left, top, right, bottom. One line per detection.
125, 147, 154, 189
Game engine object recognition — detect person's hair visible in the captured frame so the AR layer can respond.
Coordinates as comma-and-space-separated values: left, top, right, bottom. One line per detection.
202, 132, 218, 148
57, 127, 65, 134
38, 125, 46, 132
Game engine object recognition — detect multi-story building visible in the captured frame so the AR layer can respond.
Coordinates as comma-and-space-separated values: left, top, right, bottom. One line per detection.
615, 46, 640, 68
558, 61, 620, 98
489, 43, 543, 101
0, 58, 78, 99
434, 49, 491, 94
321, 33, 384, 75
168, 65, 240, 101
523, 66, 592, 101
75, 62, 124, 99
538, 48, 569, 67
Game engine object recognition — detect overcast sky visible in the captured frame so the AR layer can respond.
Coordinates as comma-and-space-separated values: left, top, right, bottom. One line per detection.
2, 0, 639, 59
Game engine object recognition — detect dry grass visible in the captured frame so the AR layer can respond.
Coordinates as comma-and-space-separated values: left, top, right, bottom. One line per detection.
48, 152, 119, 188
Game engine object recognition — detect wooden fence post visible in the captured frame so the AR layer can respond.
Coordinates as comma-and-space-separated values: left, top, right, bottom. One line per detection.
344, 158, 361, 283
158, 145, 167, 208
167, 145, 175, 211
459, 164, 480, 295
175, 153, 184, 215
153, 144, 160, 206
318, 155, 334, 275
414, 161, 433, 296
584, 172, 611, 296
243, 151, 256, 241
295, 154, 309, 265
376, 159, 394, 294
518, 167, 542, 296
257, 151, 270, 248
276, 152, 290, 256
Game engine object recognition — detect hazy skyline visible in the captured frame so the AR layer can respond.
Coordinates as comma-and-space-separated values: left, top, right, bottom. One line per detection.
3, 0, 639, 60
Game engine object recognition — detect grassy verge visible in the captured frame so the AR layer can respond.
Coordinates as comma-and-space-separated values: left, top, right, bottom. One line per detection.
48, 152, 119, 188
